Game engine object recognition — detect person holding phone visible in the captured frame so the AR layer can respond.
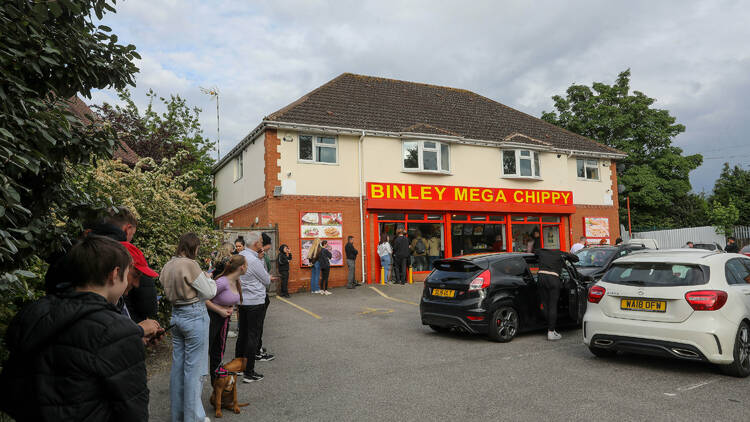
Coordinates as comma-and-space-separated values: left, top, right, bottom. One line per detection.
206, 255, 245, 383
318, 240, 333, 295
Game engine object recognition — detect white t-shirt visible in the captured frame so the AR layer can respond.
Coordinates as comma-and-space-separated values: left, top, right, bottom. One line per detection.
570, 242, 585, 254
377, 242, 392, 257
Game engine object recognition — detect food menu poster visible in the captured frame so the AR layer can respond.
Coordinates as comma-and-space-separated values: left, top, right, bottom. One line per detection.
584, 217, 610, 239
300, 239, 344, 267
300, 212, 343, 239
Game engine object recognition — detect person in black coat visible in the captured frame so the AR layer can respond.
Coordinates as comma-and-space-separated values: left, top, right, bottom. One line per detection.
726, 237, 740, 253
277, 244, 292, 298
534, 248, 579, 341
0, 235, 149, 422
318, 240, 333, 294
392, 229, 411, 285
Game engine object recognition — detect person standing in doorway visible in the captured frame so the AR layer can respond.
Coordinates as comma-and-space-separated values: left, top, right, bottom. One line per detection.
393, 229, 410, 285
307, 238, 322, 294
426, 231, 441, 270
345, 236, 359, 289
534, 248, 579, 341
318, 240, 333, 295
277, 244, 292, 298
410, 231, 428, 271
377, 235, 393, 284
570, 236, 587, 254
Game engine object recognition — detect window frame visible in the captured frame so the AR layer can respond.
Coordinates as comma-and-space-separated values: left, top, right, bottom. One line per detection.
577, 158, 600, 181
401, 140, 451, 174
298, 134, 339, 165
233, 151, 243, 182
501, 149, 541, 179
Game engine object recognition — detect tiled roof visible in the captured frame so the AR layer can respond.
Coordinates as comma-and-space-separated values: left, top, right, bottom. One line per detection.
65, 96, 139, 165
266, 73, 624, 156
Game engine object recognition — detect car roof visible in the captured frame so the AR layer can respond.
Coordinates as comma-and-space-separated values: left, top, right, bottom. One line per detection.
448, 252, 532, 262
614, 248, 727, 264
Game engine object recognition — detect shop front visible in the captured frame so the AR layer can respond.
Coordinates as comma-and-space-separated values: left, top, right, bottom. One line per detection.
364, 182, 576, 282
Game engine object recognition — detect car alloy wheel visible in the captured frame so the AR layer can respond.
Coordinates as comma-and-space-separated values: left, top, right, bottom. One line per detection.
720, 321, 750, 378
489, 306, 518, 343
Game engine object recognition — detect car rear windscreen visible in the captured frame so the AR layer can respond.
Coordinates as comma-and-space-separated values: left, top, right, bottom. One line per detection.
602, 262, 708, 286
433, 260, 483, 273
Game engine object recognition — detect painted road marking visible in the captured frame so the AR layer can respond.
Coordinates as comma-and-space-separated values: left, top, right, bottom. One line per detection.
664, 378, 718, 396
369, 286, 419, 306
275, 296, 322, 320
359, 307, 394, 315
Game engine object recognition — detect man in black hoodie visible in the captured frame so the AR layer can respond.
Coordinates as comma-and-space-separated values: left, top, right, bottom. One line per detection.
392, 229, 410, 285
534, 248, 579, 341
0, 235, 149, 421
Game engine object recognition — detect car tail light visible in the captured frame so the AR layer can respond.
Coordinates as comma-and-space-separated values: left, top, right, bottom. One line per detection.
468, 270, 491, 291
588, 285, 606, 303
466, 316, 485, 321
685, 290, 728, 311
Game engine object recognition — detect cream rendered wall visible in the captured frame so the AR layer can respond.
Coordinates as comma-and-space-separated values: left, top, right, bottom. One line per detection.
275, 131, 613, 206
214, 132, 265, 216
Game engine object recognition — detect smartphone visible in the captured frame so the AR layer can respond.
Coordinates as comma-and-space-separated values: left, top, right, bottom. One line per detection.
152, 323, 176, 340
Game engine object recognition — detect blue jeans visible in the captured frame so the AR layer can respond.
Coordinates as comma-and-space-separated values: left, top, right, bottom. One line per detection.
380, 254, 391, 282
310, 261, 321, 292
170, 302, 209, 422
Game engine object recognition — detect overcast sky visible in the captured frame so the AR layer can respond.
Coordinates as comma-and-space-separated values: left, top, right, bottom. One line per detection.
91, 0, 750, 193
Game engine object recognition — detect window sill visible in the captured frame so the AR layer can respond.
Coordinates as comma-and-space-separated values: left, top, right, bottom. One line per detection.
576, 177, 601, 182
501, 175, 543, 181
401, 169, 452, 175
297, 160, 339, 166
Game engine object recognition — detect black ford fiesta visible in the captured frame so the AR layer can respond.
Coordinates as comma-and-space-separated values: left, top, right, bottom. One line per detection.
420, 252, 591, 342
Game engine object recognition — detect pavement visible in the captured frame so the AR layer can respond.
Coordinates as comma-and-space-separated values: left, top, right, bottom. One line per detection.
148, 283, 750, 421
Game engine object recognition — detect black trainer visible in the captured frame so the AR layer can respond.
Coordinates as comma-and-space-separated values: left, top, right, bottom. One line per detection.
242, 371, 264, 383
255, 352, 275, 362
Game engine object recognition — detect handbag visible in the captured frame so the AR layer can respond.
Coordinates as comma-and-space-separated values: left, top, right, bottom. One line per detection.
190, 271, 217, 301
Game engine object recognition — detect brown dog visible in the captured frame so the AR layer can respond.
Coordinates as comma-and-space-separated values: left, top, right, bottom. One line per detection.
210, 357, 249, 418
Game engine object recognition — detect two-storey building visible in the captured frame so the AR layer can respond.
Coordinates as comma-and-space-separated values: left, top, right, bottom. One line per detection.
213, 73, 625, 291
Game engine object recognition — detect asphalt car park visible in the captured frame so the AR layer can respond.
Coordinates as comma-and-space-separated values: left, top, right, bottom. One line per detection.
147, 284, 750, 421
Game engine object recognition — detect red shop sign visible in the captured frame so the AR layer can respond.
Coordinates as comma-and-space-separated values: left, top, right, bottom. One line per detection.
366, 182, 576, 214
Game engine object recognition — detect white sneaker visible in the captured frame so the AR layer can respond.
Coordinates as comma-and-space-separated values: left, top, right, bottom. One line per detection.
324, 290, 332, 295
547, 330, 562, 341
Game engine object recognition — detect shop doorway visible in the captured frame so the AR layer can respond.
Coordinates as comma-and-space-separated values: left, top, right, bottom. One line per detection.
376, 212, 445, 273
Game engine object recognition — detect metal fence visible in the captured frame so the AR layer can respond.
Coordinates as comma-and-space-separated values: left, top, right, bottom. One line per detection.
220, 227, 280, 293
628, 225, 750, 249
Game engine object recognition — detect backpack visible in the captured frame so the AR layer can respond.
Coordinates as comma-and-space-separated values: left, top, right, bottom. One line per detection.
415, 238, 426, 255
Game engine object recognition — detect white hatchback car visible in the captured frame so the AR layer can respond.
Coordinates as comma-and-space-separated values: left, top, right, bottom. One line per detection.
583, 249, 750, 377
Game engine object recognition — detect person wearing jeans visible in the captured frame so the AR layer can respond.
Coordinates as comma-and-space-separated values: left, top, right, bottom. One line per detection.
307, 238, 322, 294
345, 236, 358, 289
161, 233, 217, 422
318, 240, 333, 295
377, 235, 393, 284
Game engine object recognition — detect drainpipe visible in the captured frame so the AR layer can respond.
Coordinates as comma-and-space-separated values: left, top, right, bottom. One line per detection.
358, 130, 366, 283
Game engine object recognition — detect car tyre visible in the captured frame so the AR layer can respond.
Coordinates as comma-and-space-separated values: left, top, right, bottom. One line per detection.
429, 325, 450, 333
720, 321, 750, 378
588, 346, 617, 358
488, 306, 518, 343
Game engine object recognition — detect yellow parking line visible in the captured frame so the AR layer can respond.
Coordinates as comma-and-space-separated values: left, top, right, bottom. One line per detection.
369, 286, 419, 306
275, 296, 322, 319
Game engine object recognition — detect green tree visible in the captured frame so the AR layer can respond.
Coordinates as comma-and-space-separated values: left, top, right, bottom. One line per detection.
711, 163, 750, 225
711, 201, 739, 238
0, 1, 138, 296
93, 89, 216, 205
541, 70, 703, 228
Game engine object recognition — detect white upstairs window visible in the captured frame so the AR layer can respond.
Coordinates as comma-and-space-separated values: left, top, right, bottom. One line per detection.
577, 159, 599, 180
299, 135, 338, 164
402, 140, 450, 173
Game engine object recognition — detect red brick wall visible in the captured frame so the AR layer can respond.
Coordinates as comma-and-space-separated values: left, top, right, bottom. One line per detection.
268, 196, 363, 292
264, 129, 281, 197
215, 197, 270, 229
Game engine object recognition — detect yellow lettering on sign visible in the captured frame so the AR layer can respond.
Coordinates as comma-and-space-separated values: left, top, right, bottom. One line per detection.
455, 188, 468, 201
386, 184, 392, 198
561, 192, 571, 204
435, 186, 446, 200
407, 186, 418, 200
551, 192, 560, 203
481, 189, 493, 202
541, 191, 550, 203
420, 186, 432, 200
525, 191, 536, 203
393, 185, 406, 199
513, 191, 523, 202
470, 188, 480, 202
371, 184, 384, 199
495, 190, 507, 202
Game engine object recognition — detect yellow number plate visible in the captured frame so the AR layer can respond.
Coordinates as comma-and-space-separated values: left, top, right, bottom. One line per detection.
432, 288, 456, 298
620, 298, 667, 313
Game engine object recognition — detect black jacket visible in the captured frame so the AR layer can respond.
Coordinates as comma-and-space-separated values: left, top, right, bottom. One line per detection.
0, 291, 148, 422
278, 249, 292, 273
318, 248, 332, 269
535, 249, 579, 275
726, 243, 740, 253
393, 235, 410, 259
345, 242, 358, 260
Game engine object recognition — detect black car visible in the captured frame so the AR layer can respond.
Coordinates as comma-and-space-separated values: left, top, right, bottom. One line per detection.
419, 252, 591, 342
573, 244, 647, 280
693, 242, 724, 252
